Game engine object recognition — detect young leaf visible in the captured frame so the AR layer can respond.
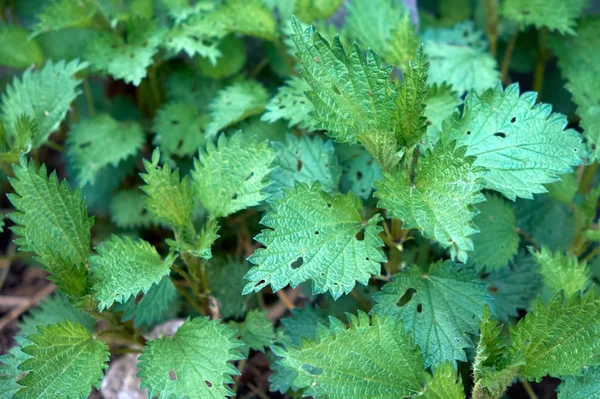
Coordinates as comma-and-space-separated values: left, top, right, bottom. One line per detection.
337, 143, 382, 199
557, 366, 600, 399
66, 114, 144, 185
197, 35, 247, 79
443, 83, 584, 200
138, 317, 244, 398
109, 190, 153, 229
469, 194, 520, 271
205, 81, 269, 138
90, 235, 175, 310
8, 158, 93, 296
422, 83, 463, 150
269, 134, 341, 196
0, 25, 44, 68
295, 0, 344, 21
372, 260, 493, 366
192, 133, 275, 218
233, 310, 274, 355
422, 21, 499, 93
375, 143, 485, 263
117, 276, 178, 327
531, 246, 590, 300
508, 292, 600, 380
152, 102, 209, 157
244, 183, 385, 299
422, 363, 465, 399
271, 312, 424, 398
16, 321, 109, 399
215, 0, 277, 41
261, 76, 318, 131
502, 0, 587, 34
30, 0, 98, 38
1, 60, 87, 148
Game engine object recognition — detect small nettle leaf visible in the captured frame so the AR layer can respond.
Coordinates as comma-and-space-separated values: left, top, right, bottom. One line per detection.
169, 218, 220, 261
197, 35, 247, 79
29, 0, 98, 38
421, 83, 463, 150
481, 252, 542, 321
557, 366, 600, 399
531, 246, 590, 300
422, 363, 466, 399
85, 18, 165, 86
244, 182, 385, 299
66, 114, 144, 185
109, 189, 153, 229
345, 0, 418, 71
262, 76, 318, 131
373, 260, 494, 366
469, 194, 520, 272
138, 317, 244, 398
546, 172, 579, 204
192, 132, 276, 218
208, 257, 253, 319
0, 24, 44, 68
233, 309, 274, 356
280, 305, 329, 347
269, 134, 341, 196
271, 312, 424, 398
153, 102, 209, 157
336, 143, 382, 199
375, 143, 485, 263
90, 235, 175, 311
508, 292, 600, 380
205, 80, 270, 138
502, 0, 588, 34
422, 21, 498, 94
16, 321, 109, 399
141, 150, 195, 237
443, 83, 584, 200
295, 0, 344, 21
0, 59, 87, 148
116, 276, 178, 328
167, 71, 221, 112
8, 158, 93, 296
215, 0, 278, 41
0, 346, 22, 398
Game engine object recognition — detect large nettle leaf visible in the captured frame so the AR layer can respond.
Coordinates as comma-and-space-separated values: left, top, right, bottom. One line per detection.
244, 182, 385, 299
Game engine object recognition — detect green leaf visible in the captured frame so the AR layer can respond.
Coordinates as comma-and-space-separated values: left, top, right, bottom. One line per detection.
443, 83, 584, 200
481, 252, 542, 321
66, 114, 144, 185
502, 0, 587, 34
30, 0, 98, 38
138, 317, 244, 398
141, 149, 195, 236
233, 310, 274, 355
469, 194, 520, 271
375, 143, 485, 263
0, 347, 22, 398
153, 102, 209, 157
207, 257, 253, 319
0, 213, 4, 234
531, 246, 590, 300
345, 0, 418, 71
262, 76, 318, 131
90, 235, 175, 310
1, 60, 87, 148
192, 132, 275, 218
8, 158, 93, 296
373, 260, 493, 366
271, 312, 424, 398
422, 83, 463, 150
85, 18, 164, 85
269, 134, 341, 196
0, 25, 44, 68
244, 182, 385, 299
337, 143, 382, 199
558, 366, 600, 399
280, 305, 329, 347
196, 35, 246, 79
508, 292, 600, 380
109, 189, 153, 229
546, 172, 579, 204
16, 321, 109, 399
118, 276, 178, 327
295, 0, 344, 21
215, 0, 277, 41
205, 80, 269, 138
166, 71, 220, 112
422, 21, 499, 94
421, 363, 466, 399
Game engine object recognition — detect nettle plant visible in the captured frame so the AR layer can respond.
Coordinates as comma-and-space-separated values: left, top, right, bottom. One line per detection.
0, 0, 599, 398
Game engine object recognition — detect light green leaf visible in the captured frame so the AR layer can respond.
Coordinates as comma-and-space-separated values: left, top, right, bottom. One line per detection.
192, 132, 275, 218
271, 312, 424, 398
90, 235, 175, 310
373, 260, 493, 366
138, 317, 244, 398
118, 276, 178, 327
66, 114, 144, 185
261, 76, 318, 131
30, 0, 98, 38
233, 310, 274, 355
422, 363, 466, 399
469, 194, 519, 271
109, 189, 153, 229
337, 143, 382, 199
269, 134, 341, 196
153, 102, 209, 157
422, 21, 499, 94
215, 0, 277, 41
0, 25, 44, 68
16, 321, 109, 399
197, 35, 246, 79
422, 83, 462, 150
502, 0, 587, 34
531, 246, 590, 300
8, 158, 93, 296
443, 83, 584, 200
244, 183, 385, 299
1, 60, 87, 148
558, 366, 600, 399
375, 143, 485, 263
205, 80, 269, 138
295, 0, 344, 21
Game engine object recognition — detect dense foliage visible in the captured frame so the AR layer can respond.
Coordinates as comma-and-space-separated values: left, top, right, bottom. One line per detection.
0, 0, 599, 398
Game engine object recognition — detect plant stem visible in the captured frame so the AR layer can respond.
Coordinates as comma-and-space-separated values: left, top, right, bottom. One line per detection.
578, 161, 598, 195
484, 0, 499, 57
43, 141, 65, 153
500, 27, 519, 84
521, 380, 538, 399
82, 77, 96, 116
532, 27, 549, 97
148, 64, 162, 109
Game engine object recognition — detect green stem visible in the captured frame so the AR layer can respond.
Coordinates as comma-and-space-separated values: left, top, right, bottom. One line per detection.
532, 27, 549, 97
521, 380, 538, 399
500, 27, 519, 84
484, 0, 499, 57
82, 77, 96, 116
579, 161, 598, 195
